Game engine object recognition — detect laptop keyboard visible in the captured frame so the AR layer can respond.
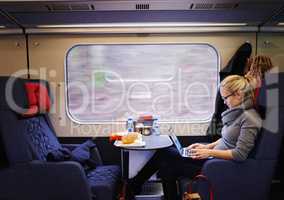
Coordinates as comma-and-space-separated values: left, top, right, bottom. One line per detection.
182, 148, 192, 157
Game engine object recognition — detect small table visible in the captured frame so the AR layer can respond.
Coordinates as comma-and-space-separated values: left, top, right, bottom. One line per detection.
117, 134, 173, 179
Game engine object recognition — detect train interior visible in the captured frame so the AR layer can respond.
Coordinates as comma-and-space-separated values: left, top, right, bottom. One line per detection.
0, 0, 284, 200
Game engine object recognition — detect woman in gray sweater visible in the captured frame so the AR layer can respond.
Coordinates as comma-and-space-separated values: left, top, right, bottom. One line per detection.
189, 75, 262, 161
126, 75, 262, 200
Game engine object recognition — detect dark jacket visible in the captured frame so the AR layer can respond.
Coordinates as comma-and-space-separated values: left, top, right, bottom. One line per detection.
207, 42, 252, 136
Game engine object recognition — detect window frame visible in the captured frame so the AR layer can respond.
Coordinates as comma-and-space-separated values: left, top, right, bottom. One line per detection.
65, 43, 220, 125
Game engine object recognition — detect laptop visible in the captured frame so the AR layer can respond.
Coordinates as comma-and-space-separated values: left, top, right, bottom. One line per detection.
168, 128, 192, 158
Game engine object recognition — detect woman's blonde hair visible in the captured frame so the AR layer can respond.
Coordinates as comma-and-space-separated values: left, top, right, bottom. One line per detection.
221, 75, 254, 99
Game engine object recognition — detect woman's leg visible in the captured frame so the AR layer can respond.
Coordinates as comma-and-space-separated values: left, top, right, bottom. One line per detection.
129, 147, 179, 190
128, 146, 206, 199
126, 147, 175, 199
158, 149, 207, 200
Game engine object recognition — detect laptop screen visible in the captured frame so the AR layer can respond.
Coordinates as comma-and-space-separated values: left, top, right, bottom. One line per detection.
169, 129, 183, 151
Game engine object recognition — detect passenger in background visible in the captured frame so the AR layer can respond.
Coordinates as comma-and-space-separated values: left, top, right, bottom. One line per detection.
126, 75, 262, 200
245, 55, 274, 117
245, 55, 274, 90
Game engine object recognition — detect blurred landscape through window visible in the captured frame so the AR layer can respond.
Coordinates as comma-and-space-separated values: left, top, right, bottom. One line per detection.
66, 44, 219, 123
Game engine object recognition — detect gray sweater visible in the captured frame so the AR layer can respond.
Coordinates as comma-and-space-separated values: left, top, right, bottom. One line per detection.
214, 99, 262, 161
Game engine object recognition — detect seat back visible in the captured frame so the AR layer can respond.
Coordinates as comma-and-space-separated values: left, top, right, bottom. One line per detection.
22, 79, 62, 161
0, 77, 33, 165
252, 73, 284, 160
24, 115, 62, 161
0, 77, 62, 165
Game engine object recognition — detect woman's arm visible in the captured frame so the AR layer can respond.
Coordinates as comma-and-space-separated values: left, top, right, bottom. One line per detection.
191, 148, 233, 160
208, 149, 233, 159
192, 111, 262, 160
188, 138, 221, 150
206, 139, 221, 149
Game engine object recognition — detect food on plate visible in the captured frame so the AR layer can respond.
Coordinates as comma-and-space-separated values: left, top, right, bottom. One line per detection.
109, 131, 128, 142
122, 132, 139, 144
109, 134, 122, 142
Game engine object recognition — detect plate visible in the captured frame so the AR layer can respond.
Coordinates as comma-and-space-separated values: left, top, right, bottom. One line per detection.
114, 139, 146, 147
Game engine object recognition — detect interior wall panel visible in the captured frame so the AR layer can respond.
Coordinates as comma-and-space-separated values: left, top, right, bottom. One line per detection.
257, 33, 284, 72
29, 33, 256, 137
0, 36, 27, 76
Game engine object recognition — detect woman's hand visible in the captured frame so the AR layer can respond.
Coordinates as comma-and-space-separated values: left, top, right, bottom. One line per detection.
187, 143, 209, 150
190, 148, 211, 159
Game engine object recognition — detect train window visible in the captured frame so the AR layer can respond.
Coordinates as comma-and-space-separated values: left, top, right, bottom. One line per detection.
66, 44, 219, 124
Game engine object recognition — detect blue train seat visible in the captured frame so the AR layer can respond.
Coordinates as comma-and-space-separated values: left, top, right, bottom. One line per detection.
0, 76, 121, 200
180, 72, 284, 200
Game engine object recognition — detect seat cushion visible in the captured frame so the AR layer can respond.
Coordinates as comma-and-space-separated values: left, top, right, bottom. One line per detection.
72, 140, 97, 165
25, 116, 62, 160
87, 165, 121, 200
47, 140, 98, 169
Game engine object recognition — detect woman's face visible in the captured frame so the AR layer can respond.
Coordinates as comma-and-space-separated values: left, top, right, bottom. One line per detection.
220, 87, 243, 109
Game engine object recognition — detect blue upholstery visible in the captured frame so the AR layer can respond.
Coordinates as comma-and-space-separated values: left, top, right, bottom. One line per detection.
199, 73, 284, 200
0, 77, 121, 200
72, 140, 97, 164
0, 76, 28, 111
0, 77, 33, 165
0, 161, 91, 200
87, 165, 122, 200
47, 140, 99, 169
26, 116, 62, 160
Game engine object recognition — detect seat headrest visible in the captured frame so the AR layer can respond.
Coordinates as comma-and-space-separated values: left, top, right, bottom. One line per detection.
22, 79, 52, 117
0, 76, 29, 113
0, 76, 52, 117
257, 72, 284, 108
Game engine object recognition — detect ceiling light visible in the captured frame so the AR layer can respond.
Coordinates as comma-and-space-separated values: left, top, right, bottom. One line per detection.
277, 22, 284, 26
37, 22, 248, 28
0, 26, 6, 28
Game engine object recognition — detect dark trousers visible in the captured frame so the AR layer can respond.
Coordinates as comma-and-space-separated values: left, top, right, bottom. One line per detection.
130, 146, 206, 200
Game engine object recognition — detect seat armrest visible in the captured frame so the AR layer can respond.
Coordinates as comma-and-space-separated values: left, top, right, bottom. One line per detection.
201, 158, 274, 200
0, 161, 92, 200
202, 158, 259, 183
62, 143, 103, 166
62, 143, 79, 151
90, 146, 103, 165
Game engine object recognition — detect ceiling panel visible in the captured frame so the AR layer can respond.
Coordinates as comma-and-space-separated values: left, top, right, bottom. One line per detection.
7, 9, 278, 27
0, 0, 283, 28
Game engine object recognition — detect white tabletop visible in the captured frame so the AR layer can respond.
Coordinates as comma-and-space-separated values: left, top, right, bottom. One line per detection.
122, 134, 173, 150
